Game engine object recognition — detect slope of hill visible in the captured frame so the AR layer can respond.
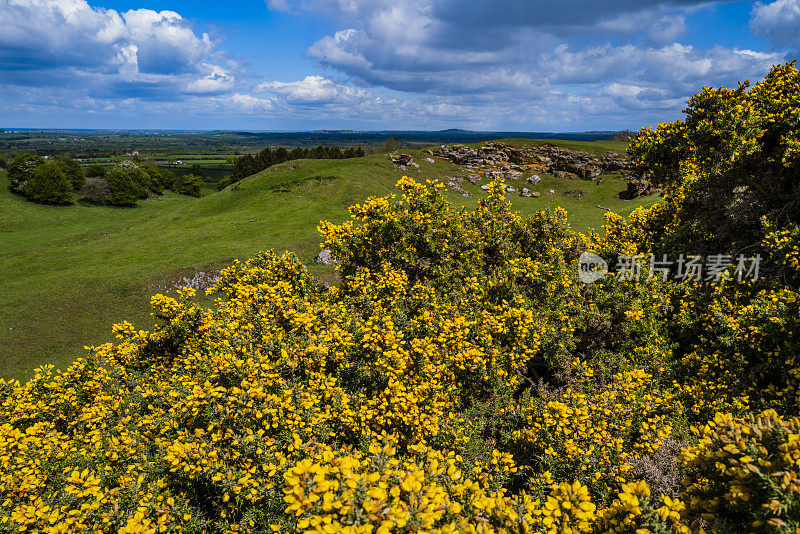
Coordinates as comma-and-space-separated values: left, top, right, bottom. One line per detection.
0, 139, 657, 380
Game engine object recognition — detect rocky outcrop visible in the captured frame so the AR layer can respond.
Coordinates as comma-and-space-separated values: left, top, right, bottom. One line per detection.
432, 142, 633, 181
619, 174, 660, 199
389, 152, 414, 166
429, 141, 657, 199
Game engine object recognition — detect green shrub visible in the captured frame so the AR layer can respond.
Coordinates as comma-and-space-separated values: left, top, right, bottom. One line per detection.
172, 173, 203, 197
105, 168, 139, 206
23, 161, 73, 205
54, 156, 85, 191
142, 165, 175, 190
216, 175, 237, 190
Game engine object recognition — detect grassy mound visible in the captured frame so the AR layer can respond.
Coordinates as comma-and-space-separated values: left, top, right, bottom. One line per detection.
0, 140, 654, 381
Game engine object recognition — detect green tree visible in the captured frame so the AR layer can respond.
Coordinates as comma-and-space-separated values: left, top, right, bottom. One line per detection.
187, 164, 206, 178
172, 173, 203, 197
86, 164, 106, 178
24, 161, 73, 205
105, 168, 139, 206
6, 153, 44, 194
54, 156, 85, 191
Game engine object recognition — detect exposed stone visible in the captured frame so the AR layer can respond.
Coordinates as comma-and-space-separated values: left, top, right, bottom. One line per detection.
445, 175, 472, 197
521, 187, 531, 197
316, 249, 336, 265
480, 184, 490, 191
171, 270, 221, 291
388, 152, 414, 166
619, 173, 660, 199
548, 189, 555, 195
527, 175, 541, 185
431, 144, 480, 165
432, 141, 633, 183
425, 157, 436, 164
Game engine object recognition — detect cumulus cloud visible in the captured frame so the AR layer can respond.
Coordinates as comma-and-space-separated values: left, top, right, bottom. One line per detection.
231, 93, 274, 111
0, 0, 235, 99
2, 0, 793, 129
276, 0, 787, 128
256, 75, 371, 105
751, 0, 800, 50
186, 64, 235, 94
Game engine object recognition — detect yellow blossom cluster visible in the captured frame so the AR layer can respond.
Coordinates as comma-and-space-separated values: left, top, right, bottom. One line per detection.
1, 170, 799, 532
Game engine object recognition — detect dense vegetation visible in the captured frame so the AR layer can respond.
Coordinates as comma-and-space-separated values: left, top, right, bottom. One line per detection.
5, 155, 202, 206
0, 139, 643, 383
221, 145, 367, 190
2, 63, 799, 532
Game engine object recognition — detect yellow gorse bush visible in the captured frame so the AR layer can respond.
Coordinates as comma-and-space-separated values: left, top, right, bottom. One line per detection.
4, 63, 800, 532
2, 172, 798, 533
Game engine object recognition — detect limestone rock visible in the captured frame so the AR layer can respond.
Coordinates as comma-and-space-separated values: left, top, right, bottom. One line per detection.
316, 249, 336, 266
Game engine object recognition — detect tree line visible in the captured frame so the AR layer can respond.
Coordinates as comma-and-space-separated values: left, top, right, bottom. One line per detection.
218, 145, 365, 190
2, 154, 203, 206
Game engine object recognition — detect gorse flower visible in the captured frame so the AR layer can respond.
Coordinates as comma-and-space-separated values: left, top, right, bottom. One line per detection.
3, 62, 800, 532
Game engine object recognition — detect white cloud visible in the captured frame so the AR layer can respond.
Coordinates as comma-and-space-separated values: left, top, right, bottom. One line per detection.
751, 0, 800, 49
0, 0, 234, 99
256, 75, 370, 104
186, 64, 235, 94
231, 93, 274, 111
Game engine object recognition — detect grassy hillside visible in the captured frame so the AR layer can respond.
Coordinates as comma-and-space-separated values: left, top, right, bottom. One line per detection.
0, 139, 657, 381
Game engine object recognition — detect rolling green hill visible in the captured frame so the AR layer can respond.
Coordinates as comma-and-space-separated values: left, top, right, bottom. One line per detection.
0, 139, 658, 381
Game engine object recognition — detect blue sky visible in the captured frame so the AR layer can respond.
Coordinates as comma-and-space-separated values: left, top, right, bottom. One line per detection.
0, 0, 798, 131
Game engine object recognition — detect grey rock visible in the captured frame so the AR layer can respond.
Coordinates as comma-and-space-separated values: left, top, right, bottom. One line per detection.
316, 249, 336, 265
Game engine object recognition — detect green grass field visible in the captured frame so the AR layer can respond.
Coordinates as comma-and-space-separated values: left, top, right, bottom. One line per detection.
0, 139, 658, 381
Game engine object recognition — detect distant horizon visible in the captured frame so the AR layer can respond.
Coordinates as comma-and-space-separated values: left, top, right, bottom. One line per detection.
0, 128, 625, 134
